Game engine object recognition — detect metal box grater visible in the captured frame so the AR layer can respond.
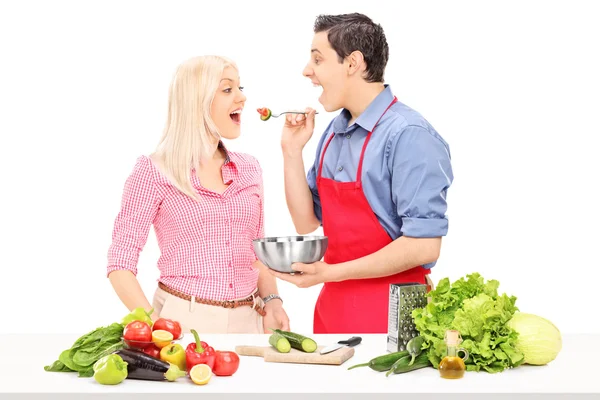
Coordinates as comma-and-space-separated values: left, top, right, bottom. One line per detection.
387, 283, 428, 353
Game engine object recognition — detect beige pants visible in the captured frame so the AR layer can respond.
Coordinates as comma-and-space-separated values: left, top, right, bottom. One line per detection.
151, 287, 265, 334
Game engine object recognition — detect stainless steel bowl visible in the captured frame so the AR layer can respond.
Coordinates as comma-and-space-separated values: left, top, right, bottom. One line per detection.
253, 236, 328, 274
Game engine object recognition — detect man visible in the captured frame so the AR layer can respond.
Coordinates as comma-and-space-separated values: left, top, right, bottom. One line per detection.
271, 13, 454, 334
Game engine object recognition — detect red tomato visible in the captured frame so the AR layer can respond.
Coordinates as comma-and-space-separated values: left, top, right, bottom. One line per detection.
152, 318, 182, 339
141, 344, 161, 358
213, 351, 240, 376
256, 107, 268, 117
123, 321, 152, 349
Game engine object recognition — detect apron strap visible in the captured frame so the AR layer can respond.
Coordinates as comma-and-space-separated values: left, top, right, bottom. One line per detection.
316, 133, 336, 182
355, 96, 399, 183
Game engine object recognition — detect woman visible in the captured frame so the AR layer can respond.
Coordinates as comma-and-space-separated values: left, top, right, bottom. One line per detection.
106, 55, 290, 334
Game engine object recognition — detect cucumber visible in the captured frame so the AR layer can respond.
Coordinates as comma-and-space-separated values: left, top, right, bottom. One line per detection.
272, 329, 317, 353
347, 351, 409, 372
269, 332, 291, 353
260, 108, 272, 121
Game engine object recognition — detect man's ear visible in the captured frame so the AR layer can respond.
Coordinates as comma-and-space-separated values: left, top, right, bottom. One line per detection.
346, 51, 366, 76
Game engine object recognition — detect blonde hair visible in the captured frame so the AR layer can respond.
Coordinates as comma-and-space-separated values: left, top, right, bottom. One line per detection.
151, 55, 238, 200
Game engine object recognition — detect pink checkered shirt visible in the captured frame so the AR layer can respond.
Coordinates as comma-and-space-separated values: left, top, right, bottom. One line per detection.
107, 146, 263, 301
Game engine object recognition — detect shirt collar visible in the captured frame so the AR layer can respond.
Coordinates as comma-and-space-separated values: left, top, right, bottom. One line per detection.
218, 140, 232, 164
332, 84, 395, 134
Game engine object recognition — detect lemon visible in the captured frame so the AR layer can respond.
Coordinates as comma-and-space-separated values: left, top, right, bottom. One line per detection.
189, 364, 212, 385
151, 330, 174, 348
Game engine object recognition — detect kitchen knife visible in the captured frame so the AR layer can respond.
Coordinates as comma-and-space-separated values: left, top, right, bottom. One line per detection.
320, 336, 362, 354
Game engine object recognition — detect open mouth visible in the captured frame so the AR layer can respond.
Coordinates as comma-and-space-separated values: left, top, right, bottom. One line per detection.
230, 108, 242, 124
312, 82, 324, 95
312, 82, 324, 102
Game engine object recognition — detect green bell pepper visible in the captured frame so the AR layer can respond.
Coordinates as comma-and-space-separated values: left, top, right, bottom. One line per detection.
121, 307, 154, 327
93, 354, 128, 385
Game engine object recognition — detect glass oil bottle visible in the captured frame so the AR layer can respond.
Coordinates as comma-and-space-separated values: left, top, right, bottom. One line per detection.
439, 329, 469, 379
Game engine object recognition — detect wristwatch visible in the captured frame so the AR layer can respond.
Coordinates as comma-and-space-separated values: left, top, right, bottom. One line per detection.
262, 294, 283, 304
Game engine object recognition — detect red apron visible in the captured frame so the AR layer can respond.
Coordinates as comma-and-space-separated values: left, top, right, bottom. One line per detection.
313, 96, 430, 334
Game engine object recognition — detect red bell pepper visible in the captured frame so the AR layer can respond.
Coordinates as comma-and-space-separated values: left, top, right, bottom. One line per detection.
185, 329, 216, 372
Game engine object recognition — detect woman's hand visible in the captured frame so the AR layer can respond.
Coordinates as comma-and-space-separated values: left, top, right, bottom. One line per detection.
262, 300, 290, 333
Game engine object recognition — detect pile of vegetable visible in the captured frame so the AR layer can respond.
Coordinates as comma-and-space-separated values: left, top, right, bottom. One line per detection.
348, 335, 432, 376
412, 273, 562, 373
347, 272, 562, 376
44, 308, 240, 386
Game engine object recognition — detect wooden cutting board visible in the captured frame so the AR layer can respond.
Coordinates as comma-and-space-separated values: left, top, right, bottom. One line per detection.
235, 345, 354, 365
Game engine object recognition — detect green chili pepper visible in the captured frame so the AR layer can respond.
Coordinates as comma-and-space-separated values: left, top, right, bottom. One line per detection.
406, 336, 426, 366
93, 354, 128, 385
121, 307, 154, 327
347, 351, 409, 372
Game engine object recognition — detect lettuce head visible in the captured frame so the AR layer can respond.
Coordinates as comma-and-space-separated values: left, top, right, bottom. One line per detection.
412, 273, 525, 373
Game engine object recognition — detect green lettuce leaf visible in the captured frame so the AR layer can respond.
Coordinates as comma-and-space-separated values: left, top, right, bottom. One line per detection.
412, 273, 524, 373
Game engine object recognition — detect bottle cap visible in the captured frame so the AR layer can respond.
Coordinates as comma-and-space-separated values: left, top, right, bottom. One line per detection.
445, 329, 462, 346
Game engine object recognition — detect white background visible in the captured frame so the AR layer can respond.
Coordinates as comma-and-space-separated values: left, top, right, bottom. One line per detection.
1, 0, 598, 335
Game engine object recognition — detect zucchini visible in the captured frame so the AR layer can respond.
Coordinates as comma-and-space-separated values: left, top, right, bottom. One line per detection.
406, 336, 426, 366
272, 329, 317, 353
269, 332, 291, 353
347, 351, 409, 372
385, 351, 431, 377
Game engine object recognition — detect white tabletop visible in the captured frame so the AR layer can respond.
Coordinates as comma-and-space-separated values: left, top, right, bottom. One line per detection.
2, 333, 598, 395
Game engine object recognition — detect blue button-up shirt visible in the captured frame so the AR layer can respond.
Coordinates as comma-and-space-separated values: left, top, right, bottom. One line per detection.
307, 85, 453, 269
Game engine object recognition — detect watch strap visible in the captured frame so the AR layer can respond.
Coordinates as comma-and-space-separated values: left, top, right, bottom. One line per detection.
262, 294, 283, 304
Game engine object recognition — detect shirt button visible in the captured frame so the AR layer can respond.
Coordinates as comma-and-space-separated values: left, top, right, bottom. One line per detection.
338, 166, 343, 171
346, 134, 351, 139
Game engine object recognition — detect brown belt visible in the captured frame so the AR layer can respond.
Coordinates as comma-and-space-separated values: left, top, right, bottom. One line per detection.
158, 282, 266, 317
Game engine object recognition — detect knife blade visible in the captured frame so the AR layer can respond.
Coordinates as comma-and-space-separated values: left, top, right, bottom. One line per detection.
320, 336, 362, 354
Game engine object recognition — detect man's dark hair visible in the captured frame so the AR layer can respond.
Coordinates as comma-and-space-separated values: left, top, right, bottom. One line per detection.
314, 13, 389, 83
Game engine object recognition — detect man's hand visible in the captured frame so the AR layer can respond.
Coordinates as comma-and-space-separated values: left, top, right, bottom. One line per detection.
281, 108, 317, 155
262, 300, 290, 333
268, 261, 333, 288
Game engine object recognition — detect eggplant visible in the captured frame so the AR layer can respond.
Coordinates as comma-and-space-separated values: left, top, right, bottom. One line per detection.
114, 349, 186, 382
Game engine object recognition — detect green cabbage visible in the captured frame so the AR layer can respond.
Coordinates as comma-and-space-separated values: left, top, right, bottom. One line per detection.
412, 273, 525, 373
506, 312, 562, 365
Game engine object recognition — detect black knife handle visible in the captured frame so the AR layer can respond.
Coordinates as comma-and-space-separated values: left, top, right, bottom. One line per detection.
339, 336, 362, 346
